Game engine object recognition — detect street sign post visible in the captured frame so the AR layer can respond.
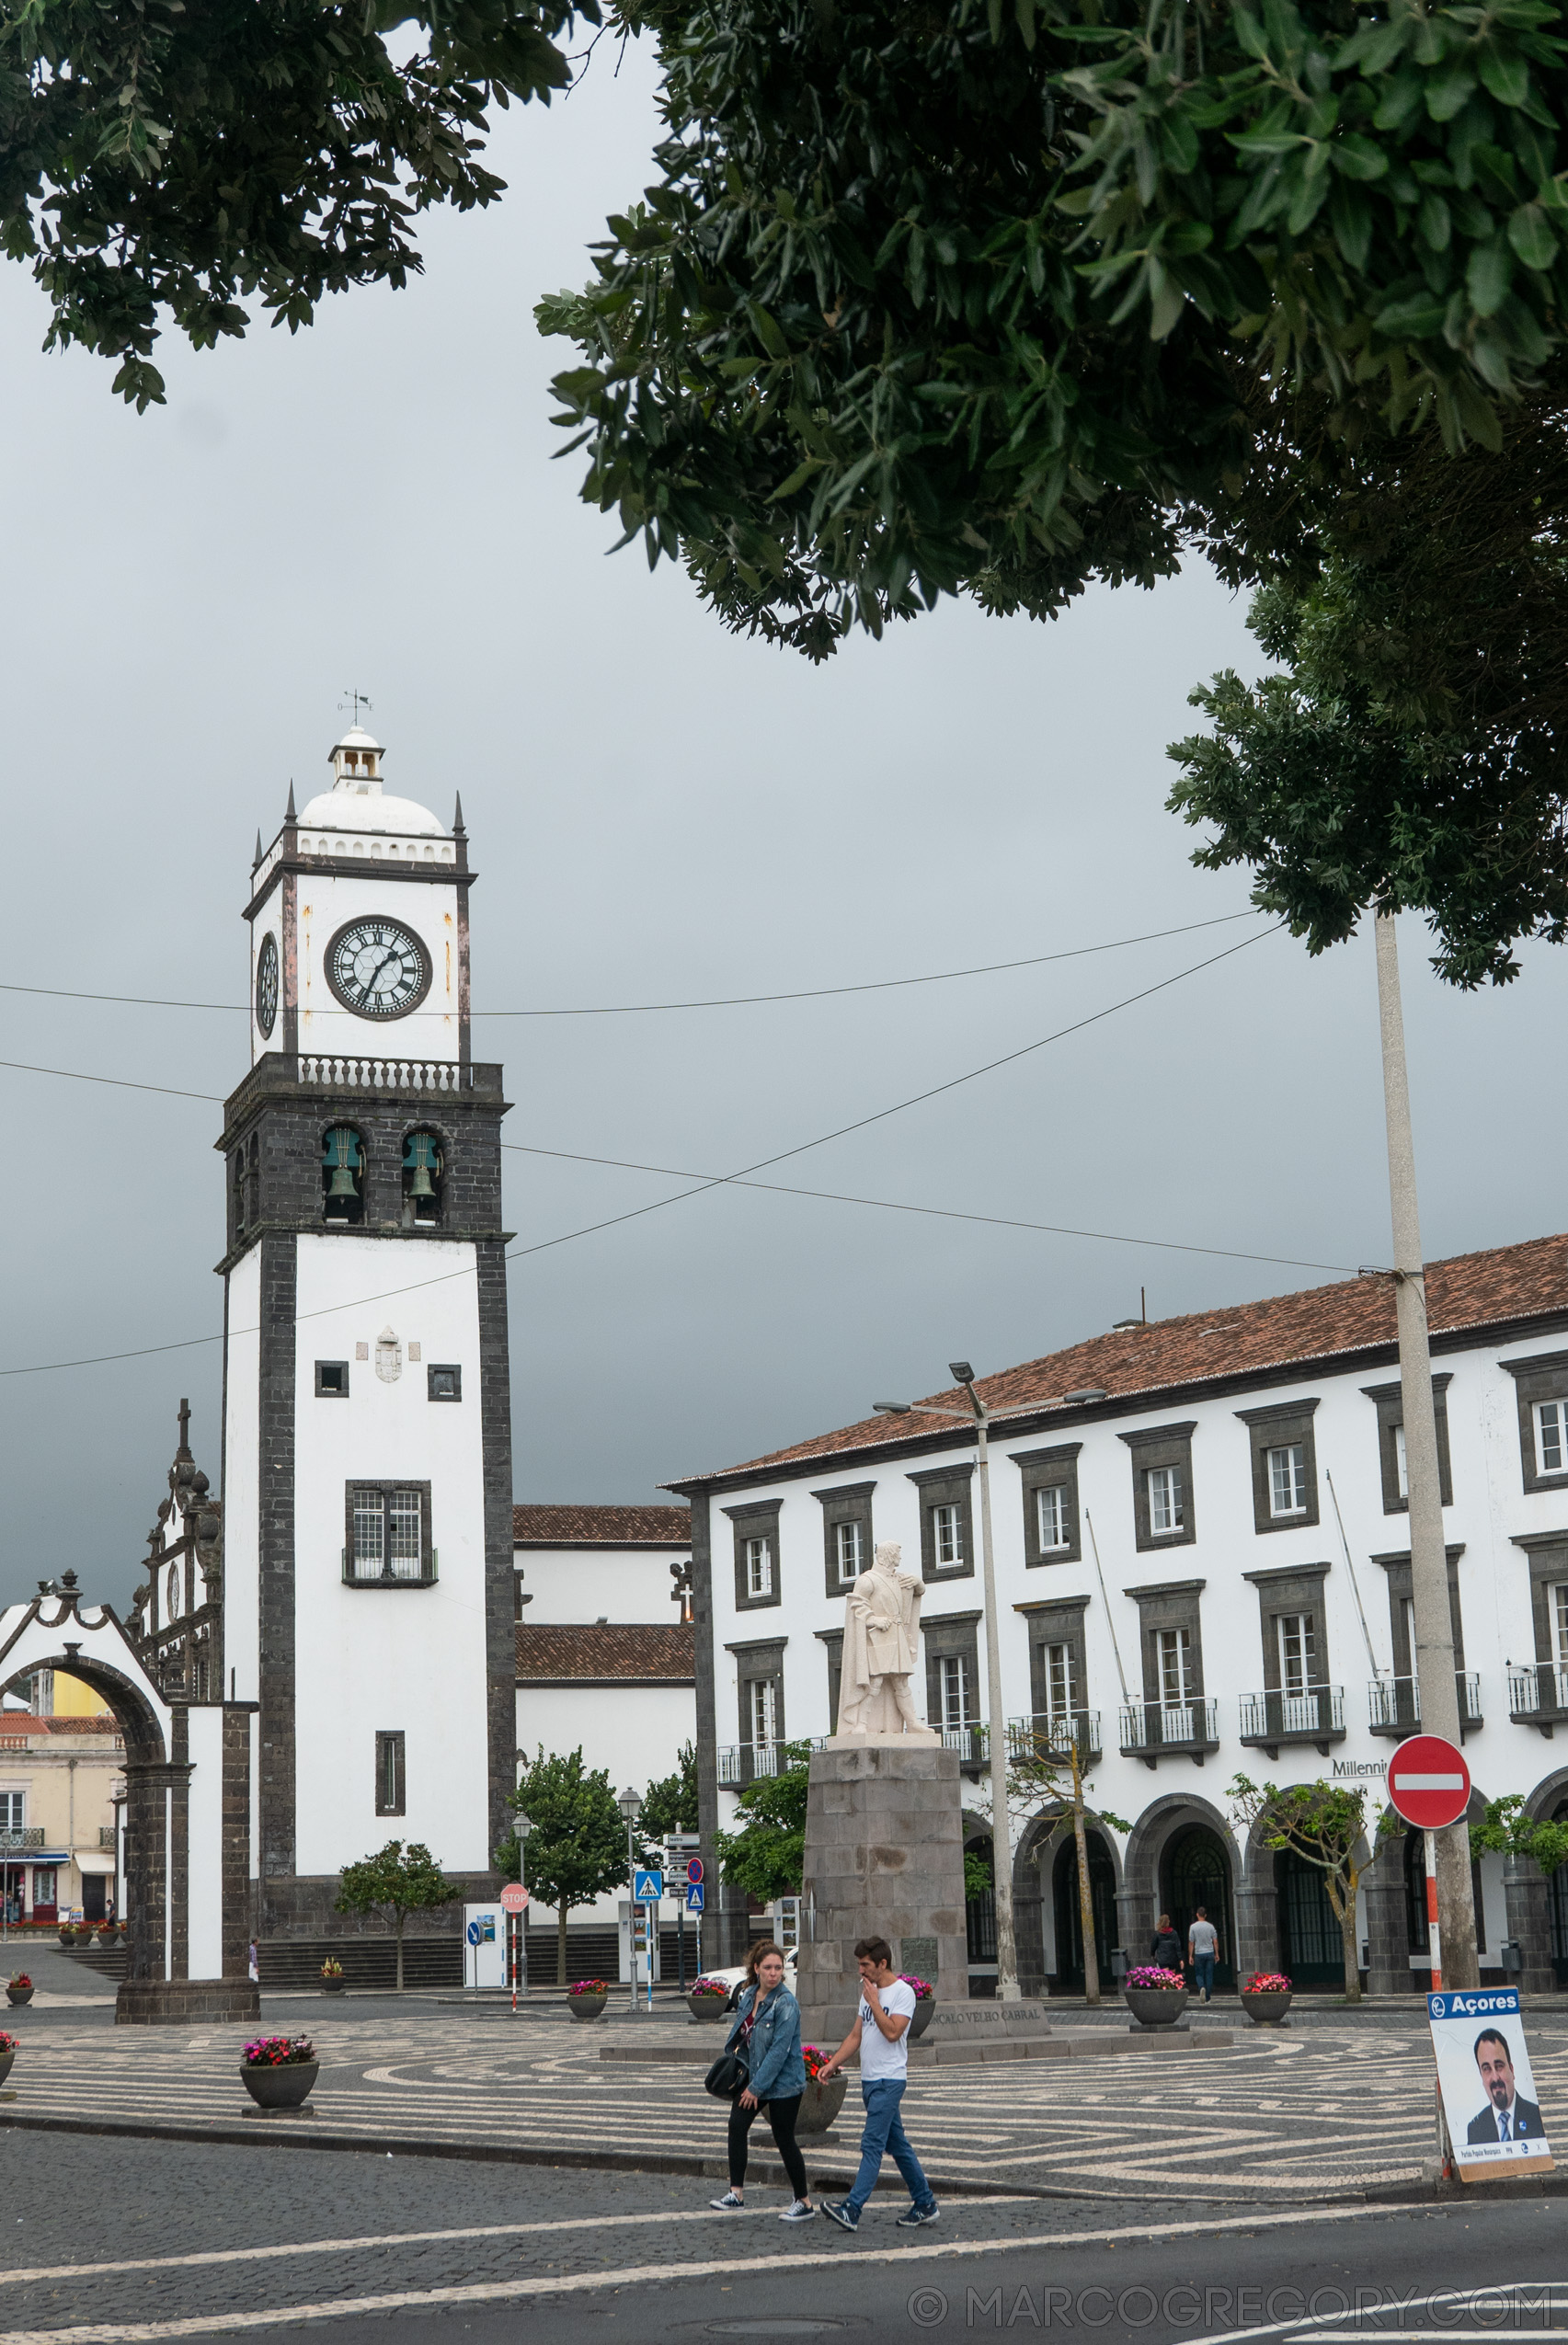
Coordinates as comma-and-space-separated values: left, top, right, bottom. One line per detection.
500, 1883, 529, 2011
633, 1869, 663, 1904
500, 1884, 529, 1914
1390, 1735, 1471, 1994
686, 1883, 705, 1913
686, 1857, 704, 1884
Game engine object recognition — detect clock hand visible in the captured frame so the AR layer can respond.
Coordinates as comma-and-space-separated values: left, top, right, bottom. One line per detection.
360, 947, 401, 996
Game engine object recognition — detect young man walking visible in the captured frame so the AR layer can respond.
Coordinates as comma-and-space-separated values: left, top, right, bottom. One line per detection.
1187, 1905, 1219, 2001
817, 1937, 939, 2235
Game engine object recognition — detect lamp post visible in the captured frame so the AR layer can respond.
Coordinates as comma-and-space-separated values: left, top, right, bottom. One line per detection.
874, 1360, 1020, 2003
617, 1786, 643, 2013
514, 1810, 532, 2008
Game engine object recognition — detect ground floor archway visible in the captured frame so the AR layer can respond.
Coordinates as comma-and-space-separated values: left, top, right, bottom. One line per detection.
1275, 1847, 1343, 1987
1159, 1822, 1236, 1991
1051, 1829, 1117, 1993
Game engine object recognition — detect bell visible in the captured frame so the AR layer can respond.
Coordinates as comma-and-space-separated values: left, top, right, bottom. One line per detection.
323, 1129, 361, 1196
326, 1164, 358, 1197
407, 1163, 435, 1199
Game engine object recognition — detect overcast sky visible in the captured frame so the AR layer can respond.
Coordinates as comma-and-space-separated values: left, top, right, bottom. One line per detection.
2, 39, 1565, 1618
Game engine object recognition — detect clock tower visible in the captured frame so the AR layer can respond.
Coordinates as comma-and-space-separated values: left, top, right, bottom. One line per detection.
220, 724, 515, 1947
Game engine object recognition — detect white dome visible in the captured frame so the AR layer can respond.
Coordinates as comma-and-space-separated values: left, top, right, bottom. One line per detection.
332, 723, 383, 757
297, 788, 447, 838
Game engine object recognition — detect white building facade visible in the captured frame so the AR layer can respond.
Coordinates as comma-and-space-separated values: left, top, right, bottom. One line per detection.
675, 1233, 1568, 1997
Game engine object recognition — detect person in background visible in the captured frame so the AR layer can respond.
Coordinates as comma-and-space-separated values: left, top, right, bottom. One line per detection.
1187, 1905, 1219, 2000
1150, 1913, 1182, 1970
818, 1936, 938, 2235
708, 1941, 815, 2222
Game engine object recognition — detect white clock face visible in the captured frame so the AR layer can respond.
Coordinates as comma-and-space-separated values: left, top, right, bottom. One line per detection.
255, 932, 279, 1038
325, 918, 431, 1020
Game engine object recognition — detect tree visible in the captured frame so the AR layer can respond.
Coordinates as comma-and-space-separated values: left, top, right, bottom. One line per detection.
497, 1745, 626, 1986
637, 1740, 698, 1857
1471, 1792, 1568, 1876
1004, 1727, 1128, 2006
335, 1839, 457, 1992
0, 0, 587, 408
1230, 1773, 1392, 2004
713, 1742, 810, 1909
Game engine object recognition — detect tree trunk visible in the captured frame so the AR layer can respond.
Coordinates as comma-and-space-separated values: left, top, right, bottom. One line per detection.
1070, 1742, 1099, 2007
1340, 1869, 1362, 2002
557, 1900, 569, 1988
395, 1911, 406, 1993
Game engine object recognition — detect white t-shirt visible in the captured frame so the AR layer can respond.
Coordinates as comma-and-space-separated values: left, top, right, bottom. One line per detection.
858, 1978, 918, 2080
1188, 1919, 1219, 1959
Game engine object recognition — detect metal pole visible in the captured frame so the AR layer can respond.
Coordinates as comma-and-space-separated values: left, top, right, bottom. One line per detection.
975, 1411, 1021, 2001
1374, 909, 1479, 1987
1070, 1733, 1100, 2007
626, 1821, 638, 2015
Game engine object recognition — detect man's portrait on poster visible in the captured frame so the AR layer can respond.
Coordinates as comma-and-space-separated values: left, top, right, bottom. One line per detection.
1465, 2026, 1545, 2145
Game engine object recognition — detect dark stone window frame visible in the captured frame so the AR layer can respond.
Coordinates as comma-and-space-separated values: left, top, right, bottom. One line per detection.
1234, 1400, 1321, 1535
427, 1363, 462, 1402
1118, 1422, 1198, 1552
908, 1462, 976, 1584
315, 1360, 349, 1399
726, 1635, 787, 1749
816, 1627, 844, 1734
811, 1481, 876, 1601
1241, 1561, 1333, 1690
1361, 1374, 1454, 1514
1008, 1441, 1082, 1567
1016, 1594, 1091, 1722
1372, 1544, 1468, 1673
922, 1608, 983, 1734
374, 1730, 406, 1816
1500, 1351, 1568, 1495
723, 1499, 783, 1613
343, 1481, 434, 1587
1124, 1577, 1207, 1702
1509, 1531, 1568, 1683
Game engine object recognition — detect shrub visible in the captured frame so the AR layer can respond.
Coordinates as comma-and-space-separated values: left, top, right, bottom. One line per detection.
568, 1979, 609, 1996
1125, 1965, 1185, 1991
7, 1973, 31, 1989
898, 1975, 934, 2001
1243, 1973, 1292, 1994
0, 2031, 17, 2054
320, 1959, 344, 1979
242, 2036, 315, 2067
690, 1976, 728, 1997
802, 2045, 835, 2080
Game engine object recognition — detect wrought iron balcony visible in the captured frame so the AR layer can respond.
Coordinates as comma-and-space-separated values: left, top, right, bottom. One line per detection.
719, 1741, 785, 1788
1238, 1686, 1346, 1753
938, 1722, 989, 1776
1118, 1699, 1220, 1766
0, 1827, 44, 1853
341, 1550, 439, 1588
1508, 1663, 1568, 1732
1368, 1672, 1483, 1737
1006, 1711, 1104, 1765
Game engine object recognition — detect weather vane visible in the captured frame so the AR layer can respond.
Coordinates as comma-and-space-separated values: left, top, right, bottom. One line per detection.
339, 688, 373, 727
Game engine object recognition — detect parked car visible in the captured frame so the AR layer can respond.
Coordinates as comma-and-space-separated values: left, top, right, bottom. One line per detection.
700, 1949, 798, 2009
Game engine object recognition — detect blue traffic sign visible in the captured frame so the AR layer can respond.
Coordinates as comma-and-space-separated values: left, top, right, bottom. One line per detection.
633, 1869, 664, 1903
465, 1921, 481, 1945
686, 1883, 705, 1913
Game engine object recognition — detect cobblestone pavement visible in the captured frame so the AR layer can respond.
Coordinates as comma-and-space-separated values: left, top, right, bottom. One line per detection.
6, 1994, 1568, 2202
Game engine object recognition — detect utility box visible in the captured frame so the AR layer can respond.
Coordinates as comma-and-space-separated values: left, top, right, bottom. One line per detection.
618, 1898, 662, 1987
463, 1904, 505, 1990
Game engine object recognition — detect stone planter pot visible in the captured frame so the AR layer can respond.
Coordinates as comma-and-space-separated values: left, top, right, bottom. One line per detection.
1240, 1988, 1293, 2027
320, 1977, 346, 1995
0, 2050, 13, 2089
1124, 1986, 1189, 2029
687, 1993, 729, 2021
57, 1931, 76, 1949
240, 2060, 319, 2110
567, 1993, 609, 2022
795, 2075, 848, 2135
6, 1987, 33, 2007
908, 1998, 935, 2042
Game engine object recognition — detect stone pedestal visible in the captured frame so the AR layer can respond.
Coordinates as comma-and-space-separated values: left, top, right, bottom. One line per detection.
797, 1739, 967, 2044
116, 1979, 261, 2026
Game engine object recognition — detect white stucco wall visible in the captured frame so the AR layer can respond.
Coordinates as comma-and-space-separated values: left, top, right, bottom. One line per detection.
291, 1230, 491, 1877
186, 1706, 225, 1980
514, 1682, 695, 1923
222, 1248, 261, 1718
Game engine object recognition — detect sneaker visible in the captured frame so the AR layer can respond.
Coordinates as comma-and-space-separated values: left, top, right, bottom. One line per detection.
780, 2201, 818, 2223
822, 2200, 860, 2234
896, 2203, 940, 2229
709, 2191, 746, 2212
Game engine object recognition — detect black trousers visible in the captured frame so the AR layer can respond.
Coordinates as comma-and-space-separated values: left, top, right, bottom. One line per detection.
728, 2092, 807, 2197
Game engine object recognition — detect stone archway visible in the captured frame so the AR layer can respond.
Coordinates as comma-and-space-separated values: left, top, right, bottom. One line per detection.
0, 1575, 256, 2023
1119, 1792, 1255, 1984
1013, 1811, 1124, 1996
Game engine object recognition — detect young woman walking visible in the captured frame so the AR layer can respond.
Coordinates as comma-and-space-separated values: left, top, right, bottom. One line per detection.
709, 1942, 816, 2221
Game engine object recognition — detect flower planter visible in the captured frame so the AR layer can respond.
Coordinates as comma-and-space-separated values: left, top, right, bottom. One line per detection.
320, 1977, 346, 1995
57, 1931, 76, 1949
240, 2060, 319, 2110
795, 2075, 847, 2135
567, 1992, 609, 2022
1240, 1988, 1293, 2027
908, 1998, 935, 2042
1124, 1986, 1189, 2029
6, 1987, 32, 2007
687, 1994, 729, 2021
0, 2050, 13, 2090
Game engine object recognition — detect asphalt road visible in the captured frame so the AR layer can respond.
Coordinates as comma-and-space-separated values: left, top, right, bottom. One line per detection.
6, 2126, 1568, 2345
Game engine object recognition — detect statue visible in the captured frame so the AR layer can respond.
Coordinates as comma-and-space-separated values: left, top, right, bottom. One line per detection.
835, 1540, 937, 1742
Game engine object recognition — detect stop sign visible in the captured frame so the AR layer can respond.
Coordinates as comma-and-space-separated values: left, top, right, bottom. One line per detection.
1387, 1734, 1471, 1829
499, 1883, 530, 1915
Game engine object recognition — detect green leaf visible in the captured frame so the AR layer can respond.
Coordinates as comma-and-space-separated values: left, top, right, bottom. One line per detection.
1418, 193, 1452, 250
1374, 291, 1449, 338
1476, 42, 1530, 108
1467, 235, 1514, 315
1426, 65, 1480, 122
1506, 200, 1557, 268
1331, 134, 1390, 181
1329, 179, 1373, 271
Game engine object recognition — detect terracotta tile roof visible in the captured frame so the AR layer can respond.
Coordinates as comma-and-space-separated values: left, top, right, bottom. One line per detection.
669, 1232, 1568, 1489
0, 1714, 123, 1737
515, 1623, 696, 1683
512, 1504, 692, 1549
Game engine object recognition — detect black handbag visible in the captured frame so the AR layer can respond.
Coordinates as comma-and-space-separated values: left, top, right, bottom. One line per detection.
703, 2044, 751, 2099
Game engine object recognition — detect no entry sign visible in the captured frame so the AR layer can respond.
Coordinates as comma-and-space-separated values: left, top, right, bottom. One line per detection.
500, 1883, 530, 1915
1388, 1734, 1471, 1830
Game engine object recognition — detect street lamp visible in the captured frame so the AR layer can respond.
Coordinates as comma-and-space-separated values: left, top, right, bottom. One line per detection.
874, 1360, 1020, 2003
617, 1787, 643, 2013
514, 1810, 532, 2004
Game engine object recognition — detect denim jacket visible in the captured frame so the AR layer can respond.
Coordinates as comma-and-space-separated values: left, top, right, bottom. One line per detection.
725, 1981, 807, 2102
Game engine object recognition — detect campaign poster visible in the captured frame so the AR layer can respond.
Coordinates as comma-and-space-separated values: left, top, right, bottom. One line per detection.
1428, 1987, 1554, 2179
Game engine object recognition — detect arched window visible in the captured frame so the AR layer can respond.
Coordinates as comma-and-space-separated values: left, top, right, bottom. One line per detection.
233, 1150, 247, 1239
402, 1130, 443, 1228
322, 1127, 365, 1225
246, 1134, 260, 1228
167, 1563, 180, 1619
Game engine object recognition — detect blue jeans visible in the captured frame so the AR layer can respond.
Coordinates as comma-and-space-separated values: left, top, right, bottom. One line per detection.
1193, 1953, 1216, 1998
847, 2078, 934, 2214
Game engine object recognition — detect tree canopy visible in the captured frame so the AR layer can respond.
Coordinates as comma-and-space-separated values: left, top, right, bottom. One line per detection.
499, 1744, 626, 1985
714, 1742, 809, 1907
335, 1837, 457, 1990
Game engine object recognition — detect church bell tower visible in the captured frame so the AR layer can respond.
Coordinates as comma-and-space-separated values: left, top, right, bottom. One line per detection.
219, 723, 514, 1941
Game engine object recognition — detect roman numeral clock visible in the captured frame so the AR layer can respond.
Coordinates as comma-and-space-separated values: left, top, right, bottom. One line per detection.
217, 722, 517, 1957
